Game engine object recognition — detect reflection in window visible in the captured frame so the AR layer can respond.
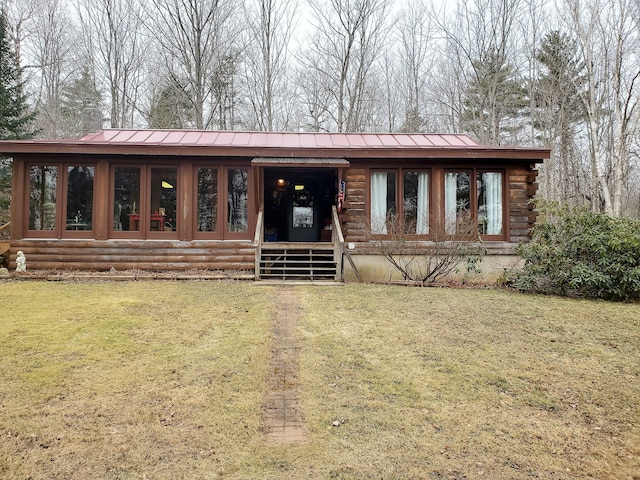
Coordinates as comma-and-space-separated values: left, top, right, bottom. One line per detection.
151, 168, 177, 231
403, 171, 429, 234
197, 168, 217, 232
66, 166, 94, 231
445, 172, 471, 234
227, 169, 248, 232
371, 171, 396, 234
29, 166, 57, 230
477, 172, 503, 235
114, 167, 140, 231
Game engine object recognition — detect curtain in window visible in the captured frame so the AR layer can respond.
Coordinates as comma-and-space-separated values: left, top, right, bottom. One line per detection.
444, 172, 458, 234
416, 172, 429, 234
371, 172, 388, 234
482, 172, 502, 235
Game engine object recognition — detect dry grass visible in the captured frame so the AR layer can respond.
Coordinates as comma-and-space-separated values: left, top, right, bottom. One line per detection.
1, 281, 638, 479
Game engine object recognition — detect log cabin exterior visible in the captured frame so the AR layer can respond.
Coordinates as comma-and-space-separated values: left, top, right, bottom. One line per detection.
0, 129, 549, 281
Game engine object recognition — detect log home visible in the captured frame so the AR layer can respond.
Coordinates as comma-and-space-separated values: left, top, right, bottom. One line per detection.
0, 129, 549, 281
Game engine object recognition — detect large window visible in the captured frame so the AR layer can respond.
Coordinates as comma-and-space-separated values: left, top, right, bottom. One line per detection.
370, 171, 396, 234
227, 168, 248, 233
445, 170, 503, 237
197, 168, 218, 232
150, 168, 177, 231
111, 165, 179, 237
66, 166, 94, 231
113, 167, 141, 232
403, 171, 429, 235
29, 165, 57, 231
371, 170, 429, 235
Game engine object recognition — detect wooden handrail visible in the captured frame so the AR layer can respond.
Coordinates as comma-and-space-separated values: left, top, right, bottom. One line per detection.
253, 208, 264, 246
254, 209, 264, 279
332, 206, 362, 282
0, 221, 10, 232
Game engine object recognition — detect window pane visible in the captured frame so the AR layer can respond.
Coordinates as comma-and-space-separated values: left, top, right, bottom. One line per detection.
66, 166, 94, 231
197, 168, 217, 232
445, 172, 471, 234
478, 172, 503, 235
403, 171, 429, 234
227, 168, 248, 233
371, 171, 396, 234
114, 167, 140, 231
151, 168, 177, 231
29, 166, 57, 230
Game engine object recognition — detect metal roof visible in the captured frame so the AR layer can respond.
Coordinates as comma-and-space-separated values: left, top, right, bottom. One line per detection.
79, 130, 480, 148
0, 129, 550, 161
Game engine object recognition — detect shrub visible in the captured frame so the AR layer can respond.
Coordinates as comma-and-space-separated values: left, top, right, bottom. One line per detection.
507, 201, 640, 300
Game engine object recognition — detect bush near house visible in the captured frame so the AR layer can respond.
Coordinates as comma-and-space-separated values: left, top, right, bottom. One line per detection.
508, 201, 640, 300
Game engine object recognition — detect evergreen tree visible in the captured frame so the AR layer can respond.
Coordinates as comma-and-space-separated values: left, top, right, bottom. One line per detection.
59, 65, 103, 138
533, 31, 587, 204
0, 9, 36, 140
461, 51, 528, 145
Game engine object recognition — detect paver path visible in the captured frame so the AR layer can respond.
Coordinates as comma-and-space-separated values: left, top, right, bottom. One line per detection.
264, 287, 305, 443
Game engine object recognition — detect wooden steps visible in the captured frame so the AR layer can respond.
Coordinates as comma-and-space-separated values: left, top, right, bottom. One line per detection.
258, 243, 338, 281
0, 242, 9, 256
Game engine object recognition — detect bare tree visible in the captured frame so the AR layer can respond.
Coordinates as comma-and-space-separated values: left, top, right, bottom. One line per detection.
147, 0, 240, 130
75, 0, 145, 128
563, 0, 640, 216
242, 0, 297, 131
303, 0, 392, 132
395, 0, 435, 133
433, 0, 527, 144
28, 0, 78, 137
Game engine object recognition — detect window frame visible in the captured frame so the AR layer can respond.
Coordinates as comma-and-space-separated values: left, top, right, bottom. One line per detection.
369, 167, 432, 238
443, 168, 507, 241
25, 163, 60, 238
192, 165, 223, 240
62, 163, 96, 238
109, 163, 181, 240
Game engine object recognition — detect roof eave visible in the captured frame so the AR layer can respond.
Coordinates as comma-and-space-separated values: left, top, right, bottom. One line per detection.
0, 141, 550, 161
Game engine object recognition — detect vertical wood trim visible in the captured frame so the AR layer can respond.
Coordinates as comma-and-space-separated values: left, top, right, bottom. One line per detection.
180, 160, 192, 241
95, 159, 109, 240
11, 156, 25, 239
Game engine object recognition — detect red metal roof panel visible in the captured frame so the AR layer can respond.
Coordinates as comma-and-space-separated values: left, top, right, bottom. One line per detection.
146, 131, 171, 143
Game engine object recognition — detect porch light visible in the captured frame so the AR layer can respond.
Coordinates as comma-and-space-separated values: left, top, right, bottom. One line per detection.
161, 181, 173, 188
277, 178, 286, 186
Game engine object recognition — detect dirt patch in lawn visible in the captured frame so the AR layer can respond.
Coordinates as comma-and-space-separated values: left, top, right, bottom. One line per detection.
264, 287, 305, 443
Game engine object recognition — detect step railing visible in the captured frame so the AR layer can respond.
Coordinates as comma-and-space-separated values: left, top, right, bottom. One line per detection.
255, 206, 346, 281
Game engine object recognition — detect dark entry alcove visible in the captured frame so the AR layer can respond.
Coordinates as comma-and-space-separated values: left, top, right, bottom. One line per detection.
263, 167, 337, 242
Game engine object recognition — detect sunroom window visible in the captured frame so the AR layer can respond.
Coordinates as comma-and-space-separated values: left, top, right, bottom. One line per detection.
66, 166, 94, 231
29, 165, 57, 231
196, 168, 218, 232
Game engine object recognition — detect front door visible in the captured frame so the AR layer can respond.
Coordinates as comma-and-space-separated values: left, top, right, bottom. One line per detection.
263, 167, 337, 242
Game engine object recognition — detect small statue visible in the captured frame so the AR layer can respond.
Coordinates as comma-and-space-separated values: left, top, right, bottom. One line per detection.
16, 251, 26, 273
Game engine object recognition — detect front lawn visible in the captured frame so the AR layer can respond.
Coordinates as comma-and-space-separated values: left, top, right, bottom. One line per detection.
1, 281, 638, 479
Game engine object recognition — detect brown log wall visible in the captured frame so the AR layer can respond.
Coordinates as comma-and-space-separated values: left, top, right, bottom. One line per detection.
508, 166, 539, 243
8, 240, 256, 272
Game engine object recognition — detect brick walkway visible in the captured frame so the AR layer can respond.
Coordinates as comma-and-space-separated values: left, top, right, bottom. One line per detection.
264, 287, 305, 443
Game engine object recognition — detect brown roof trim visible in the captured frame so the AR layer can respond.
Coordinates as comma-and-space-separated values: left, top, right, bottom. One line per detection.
251, 157, 350, 167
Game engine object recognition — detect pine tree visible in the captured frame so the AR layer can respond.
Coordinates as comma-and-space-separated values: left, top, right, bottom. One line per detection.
0, 9, 36, 140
